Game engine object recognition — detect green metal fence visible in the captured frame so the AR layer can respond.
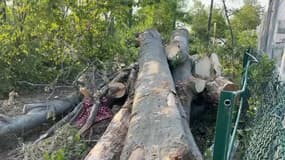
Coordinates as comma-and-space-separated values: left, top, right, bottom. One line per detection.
213, 49, 285, 159
213, 50, 258, 160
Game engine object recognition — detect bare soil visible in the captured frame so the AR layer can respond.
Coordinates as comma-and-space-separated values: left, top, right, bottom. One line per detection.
0, 88, 76, 160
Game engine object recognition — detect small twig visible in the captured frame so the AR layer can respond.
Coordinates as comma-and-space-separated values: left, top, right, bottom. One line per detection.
17, 81, 73, 89
34, 101, 83, 143
17, 81, 47, 87
78, 85, 110, 135
80, 139, 99, 142
72, 65, 91, 86
70, 102, 85, 123
222, 0, 234, 52
78, 65, 134, 135
47, 89, 56, 100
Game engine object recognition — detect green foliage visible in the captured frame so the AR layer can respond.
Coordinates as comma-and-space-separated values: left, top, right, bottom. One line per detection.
44, 148, 66, 160
231, 4, 261, 31
245, 78, 285, 159
186, 0, 227, 55
248, 54, 275, 97
0, 0, 183, 95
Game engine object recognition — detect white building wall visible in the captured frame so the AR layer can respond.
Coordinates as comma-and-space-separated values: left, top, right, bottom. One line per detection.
259, 0, 285, 66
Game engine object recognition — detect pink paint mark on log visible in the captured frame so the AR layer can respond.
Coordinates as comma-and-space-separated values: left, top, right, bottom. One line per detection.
74, 96, 113, 128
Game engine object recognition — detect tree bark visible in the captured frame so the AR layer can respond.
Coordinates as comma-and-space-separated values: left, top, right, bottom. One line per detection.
120, 29, 202, 160
166, 29, 205, 121
0, 92, 81, 137
203, 76, 237, 105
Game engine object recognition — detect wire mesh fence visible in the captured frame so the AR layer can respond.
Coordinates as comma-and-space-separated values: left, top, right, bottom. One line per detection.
245, 74, 285, 159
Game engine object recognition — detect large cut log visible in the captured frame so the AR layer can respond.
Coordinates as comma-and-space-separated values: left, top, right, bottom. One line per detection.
203, 76, 237, 105
0, 92, 81, 137
191, 53, 222, 80
120, 29, 202, 160
166, 29, 205, 121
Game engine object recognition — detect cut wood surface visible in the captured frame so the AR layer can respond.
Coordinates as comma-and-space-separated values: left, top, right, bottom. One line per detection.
209, 53, 222, 77
188, 77, 207, 94
0, 92, 81, 137
204, 76, 237, 105
120, 29, 202, 160
193, 56, 212, 80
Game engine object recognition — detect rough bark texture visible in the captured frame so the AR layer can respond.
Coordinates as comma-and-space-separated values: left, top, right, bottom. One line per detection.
120, 29, 202, 160
203, 76, 237, 105
166, 29, 193, 121
0, 92, 81, 137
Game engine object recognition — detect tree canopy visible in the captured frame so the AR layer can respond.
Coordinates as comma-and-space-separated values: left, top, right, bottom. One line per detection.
0, 0, 263, 94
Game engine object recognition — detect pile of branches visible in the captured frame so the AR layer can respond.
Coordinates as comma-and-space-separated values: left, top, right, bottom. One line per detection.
0, 29, 234, 160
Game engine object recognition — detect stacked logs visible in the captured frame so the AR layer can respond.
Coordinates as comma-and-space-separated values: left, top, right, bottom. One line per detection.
85, 29, 234, 160
0, 29, 234, 160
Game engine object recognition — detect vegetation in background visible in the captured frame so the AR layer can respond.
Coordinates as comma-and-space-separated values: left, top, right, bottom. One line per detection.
0, 0, 183, 95
0, 0, 273, 158
0, 0, 263, 94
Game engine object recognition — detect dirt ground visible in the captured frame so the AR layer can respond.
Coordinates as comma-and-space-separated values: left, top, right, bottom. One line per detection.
0, 88, 217, 159
0, 88, 76, 160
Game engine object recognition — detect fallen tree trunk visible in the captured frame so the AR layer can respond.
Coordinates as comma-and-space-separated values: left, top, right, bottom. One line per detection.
167, 28, 205, 121
0, 92, 81, 137
34, 101, 84, 143
166, 29, 193, 121
120, 29, 202, 160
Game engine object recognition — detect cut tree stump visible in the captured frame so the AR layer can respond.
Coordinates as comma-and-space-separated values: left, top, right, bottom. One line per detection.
0, 92, 81, 137
120, 29, 203, 160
